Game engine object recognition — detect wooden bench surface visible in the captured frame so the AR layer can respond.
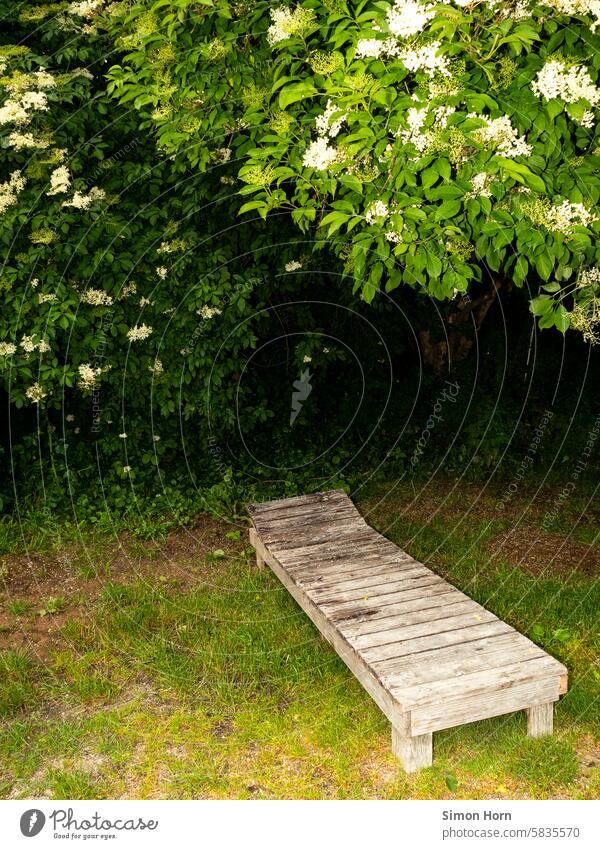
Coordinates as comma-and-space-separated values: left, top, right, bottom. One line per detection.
248, 490, 568, 769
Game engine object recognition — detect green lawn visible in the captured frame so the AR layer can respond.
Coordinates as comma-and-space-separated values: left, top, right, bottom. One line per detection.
0, 482, 598, 799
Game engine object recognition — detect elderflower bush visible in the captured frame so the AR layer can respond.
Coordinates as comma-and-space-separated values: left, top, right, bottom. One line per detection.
107, 0, 600, 338
0, 2, 297, 487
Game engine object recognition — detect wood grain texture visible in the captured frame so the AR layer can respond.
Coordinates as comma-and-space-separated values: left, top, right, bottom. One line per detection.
248, 490, 568, 771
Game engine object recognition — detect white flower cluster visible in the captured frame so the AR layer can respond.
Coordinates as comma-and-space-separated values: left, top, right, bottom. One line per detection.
0, 342, 17, 357
365, 201, 389, 224
470, 114, 532, 157
387, 1, 436, 38
529, 199, 599, 233
578, 266, 600, 286
47, 166, 71, 196
77, 362, 107, 391
119, 281, 137, 299
0, 89, 49, 126
26, 383, 47, 404
543, 0, 600, 32
400, 42, 450, 77
21, 335, 50, 353
126, 324, 153, 341
0, 170, 26, 214
80, 287, 114, 306
149, 358, 164, 375
38, 292, 58, 304
385, 230, 403, 243
398, 104, 455, 154
315, 99, 347, 138
285, 260, 303, 271
68, 0, 103, 17
62, 186, 105, 209
7, 131, 50, 150
302, 137, 341, 170
466, 172, 493, 199
532, 60, 600, 109
156, 266, 168, 279
302, 99, 346, 170
267, 6, 315, 46
197, 305, 222, 319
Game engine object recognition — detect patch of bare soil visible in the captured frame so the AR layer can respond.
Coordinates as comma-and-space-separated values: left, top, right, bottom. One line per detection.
360, 481, 600, 528
0, 515, 249, 660
486, 528, 599, 578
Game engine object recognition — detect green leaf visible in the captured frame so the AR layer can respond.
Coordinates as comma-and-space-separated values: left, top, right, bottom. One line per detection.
434, 200, 462, 221
535, 253, 553, 281
445, 773, 458, 793
554, 305, 570, 333
279, 82, 318, 110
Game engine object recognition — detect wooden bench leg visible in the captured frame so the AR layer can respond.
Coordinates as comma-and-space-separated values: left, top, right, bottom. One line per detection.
392, 726, 433, 772
248, 528, 265, 570
527, 702, 554, 738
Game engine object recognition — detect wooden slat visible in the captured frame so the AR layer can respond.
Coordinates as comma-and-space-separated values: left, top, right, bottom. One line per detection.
323, 582, 457, 622
339, 598, 484, 638
364, 619, 514, 665
249, 525, 405, 728
329, 588, 469, 626
347, 607, 499, 651
377, 633, 547, 686
293, 558, 423, 590
319, 576, 448, 612
304, 565, 434, 597
284, 549, 418, 579
391, 656, 567, 708
411, 677, 559, 734
296, 565, 431, 594
276, 535, 398, 563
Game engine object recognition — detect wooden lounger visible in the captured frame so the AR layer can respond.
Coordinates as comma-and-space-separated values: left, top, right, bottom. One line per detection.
247, 490, 568, 772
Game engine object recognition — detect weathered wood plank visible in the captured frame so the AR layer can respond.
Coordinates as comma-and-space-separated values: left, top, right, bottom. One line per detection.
276, 535, 399, 564
319, 576, 448, 613
305, 565, 435, 598
340, 598, 484, 639
293, 558, 424, 590
377, 633, 547, 686
323, 582, 457, 622
284, 549, 419, 579
293, 566, 433, 596
391, 656, 566, 709
347, 607, 499, 651
412, 678, 559, 735
364, 620, 514, 665
329, 588, 469, 626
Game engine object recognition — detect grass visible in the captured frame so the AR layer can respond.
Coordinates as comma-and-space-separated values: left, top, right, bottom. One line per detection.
0, 481, 598, 799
